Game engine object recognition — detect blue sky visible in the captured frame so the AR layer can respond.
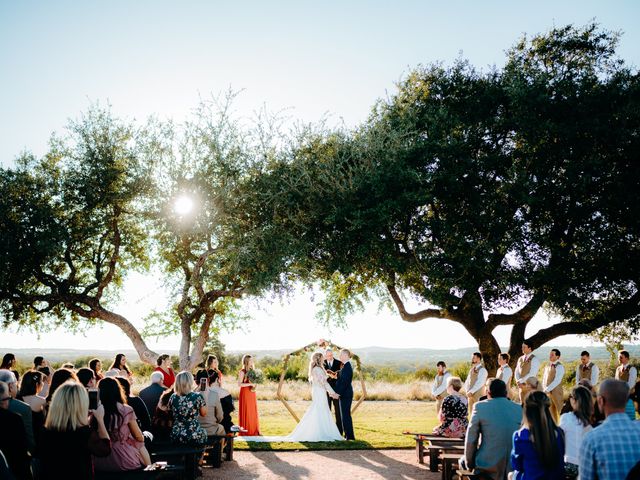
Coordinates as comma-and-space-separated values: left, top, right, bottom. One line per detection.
1, 1, 639, 352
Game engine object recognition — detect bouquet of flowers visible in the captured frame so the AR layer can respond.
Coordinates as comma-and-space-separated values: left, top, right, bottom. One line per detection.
246, 368, 264, 391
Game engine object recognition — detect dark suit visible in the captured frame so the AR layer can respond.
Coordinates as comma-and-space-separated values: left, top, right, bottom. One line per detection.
138, 382, 166, 420
0, 408, 31, 479
323, 358, 343, 435
334, 360, 355, 440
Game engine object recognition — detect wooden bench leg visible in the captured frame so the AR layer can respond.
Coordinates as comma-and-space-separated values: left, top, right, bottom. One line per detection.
416, 439, 424, 464
430, 447, 440, 472
226, 437, 234, 461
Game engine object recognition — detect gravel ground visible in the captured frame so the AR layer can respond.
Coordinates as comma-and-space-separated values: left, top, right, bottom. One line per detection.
204, 449, 439, 480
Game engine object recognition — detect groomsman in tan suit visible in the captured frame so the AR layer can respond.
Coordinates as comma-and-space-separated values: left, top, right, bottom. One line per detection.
496, 353, 513, 398
576, 350, 599, 386
464, 352, 488, 413
514, 341, 540, 404
431, 361, 451, 414
542, 348, 565, 423
615, 350, 637, 393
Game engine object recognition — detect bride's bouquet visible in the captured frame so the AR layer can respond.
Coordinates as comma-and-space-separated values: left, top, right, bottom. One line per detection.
246, 368, 264, 391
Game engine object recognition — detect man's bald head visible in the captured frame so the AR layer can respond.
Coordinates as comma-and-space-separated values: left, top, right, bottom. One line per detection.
598, 379, 630, 412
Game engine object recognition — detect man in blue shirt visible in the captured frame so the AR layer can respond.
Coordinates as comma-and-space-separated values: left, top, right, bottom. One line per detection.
579, 379, 640, 480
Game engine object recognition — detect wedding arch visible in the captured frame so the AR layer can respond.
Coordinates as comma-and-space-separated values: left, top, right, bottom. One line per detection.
277, 339, 367, 422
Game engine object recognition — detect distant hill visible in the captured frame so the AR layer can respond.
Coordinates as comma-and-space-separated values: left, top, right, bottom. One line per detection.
3, 345, 638, 367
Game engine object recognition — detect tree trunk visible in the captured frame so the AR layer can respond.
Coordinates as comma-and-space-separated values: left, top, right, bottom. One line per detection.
477, 332, 502, 376
94, 306, 159, 364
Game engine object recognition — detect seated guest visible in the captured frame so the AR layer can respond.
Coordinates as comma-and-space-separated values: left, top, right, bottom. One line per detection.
61, 363, 76, 370
432, 376, 468, 438
559, 385, 593, 479
46, 368, 79, 406
40, 381, 111, 480
33, 356, 46, 370
108, 354, 133, 381
36, 365, 52, 398
0, 369, 35, 453
77, 367, 97, 389
0, 380, 31, 479
462, 379, 522, 480
89, 358, 105, 382
510, 391, 564, 480
522, 376, 541, 397
207, 371, 235, 433
1, 353, 20, 382
139, 372, 167, 419
93, 377, 150, 472
195, 370, 225, 436
115, 377, 151, 433
151, 388, 174, 441
478, 377, 495, 402
579, 379, 640, 480
17, 370, 47, 450
169, 371, 207, 445
154, 354, 176, 388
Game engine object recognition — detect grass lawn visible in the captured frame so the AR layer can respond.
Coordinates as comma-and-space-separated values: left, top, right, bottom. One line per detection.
234, 400, 439, 451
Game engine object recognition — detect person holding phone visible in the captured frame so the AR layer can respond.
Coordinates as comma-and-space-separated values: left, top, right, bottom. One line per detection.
195, 370, 225, 437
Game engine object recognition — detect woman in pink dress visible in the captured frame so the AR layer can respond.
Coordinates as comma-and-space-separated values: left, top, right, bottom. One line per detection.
93, 377, 151, 472
237, 354, 260, 436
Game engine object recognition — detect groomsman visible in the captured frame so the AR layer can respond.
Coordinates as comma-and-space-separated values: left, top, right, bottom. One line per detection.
323, 348, 343, 435
464, 352, 488, 413
615, 350, 637, 392
576, 350, 599, 386
496, 353, 513, 397
514, 341, 540, 403
431, 361, 451, 413
542, 348, 565, 423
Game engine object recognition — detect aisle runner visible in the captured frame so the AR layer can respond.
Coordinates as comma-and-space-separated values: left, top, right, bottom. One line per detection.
235, 436, 343, 442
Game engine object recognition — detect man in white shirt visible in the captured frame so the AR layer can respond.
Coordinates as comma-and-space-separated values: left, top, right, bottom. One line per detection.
542, 348, 565, 423
576, 350, 599, 387
615, 350, 637, 392
514, 341, 540, 404
496, 353, 513, 398
465, 352, 488, 413
431, 361, 451, 413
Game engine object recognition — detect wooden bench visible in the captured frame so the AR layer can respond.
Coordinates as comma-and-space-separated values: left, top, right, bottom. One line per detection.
149, 444, 205, 480
410, 434, 464, 471
95, 464, 184, 480
439, 452, 463, 480
202, 432, 237, 468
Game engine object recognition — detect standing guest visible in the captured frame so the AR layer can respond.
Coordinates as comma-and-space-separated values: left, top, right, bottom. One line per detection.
465, 352, 488, 413
208, 371, 235, 433
46, 368, 79, 406
559, 385, 593, 479
138, 372, 167, 418
433, 377, 468, 438
576, 351, 599, 387
18, 370, 47, 450
151, 388, 174, 442
169, 371, 208, 445
431, 361, 451, 414
542, 348, 565, 424
77, 368, 97, 389
514, 341, 540, 404
206, 354, 223, 384
36, 365, 52, 398
1, 353, 20, 382
0, 380, 31, 480
0, 369, 35, 453
93, 377, 150, 472
154, 354, 176, 388
195, 370, 225, 436
510, 391, 565, 480
109, 354, 133, 381
238, 355, 260, 436
89, 358, 105, 382
496, 353, 513, 396
323, 348, 343, 435
40, 382, 111, 480
462, 379, 522, 480
115, 377, 151, 433
579, 379, 640, 480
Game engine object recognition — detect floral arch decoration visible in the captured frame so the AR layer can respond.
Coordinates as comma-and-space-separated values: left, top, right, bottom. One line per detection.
277, 339, 367, 422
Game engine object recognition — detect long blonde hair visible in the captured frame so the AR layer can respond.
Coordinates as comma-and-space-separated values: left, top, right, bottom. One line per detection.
308, 352, 324, 383
45, 381, 89, 432
174, 371, 195, 396
241, 354, 253, 372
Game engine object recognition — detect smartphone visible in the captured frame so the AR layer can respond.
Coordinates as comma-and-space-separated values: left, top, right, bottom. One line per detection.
199, 378, 207, 391
88, 389, 99, 410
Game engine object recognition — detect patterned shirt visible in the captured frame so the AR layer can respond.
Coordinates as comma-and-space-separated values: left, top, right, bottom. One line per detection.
579, 413, 640, 480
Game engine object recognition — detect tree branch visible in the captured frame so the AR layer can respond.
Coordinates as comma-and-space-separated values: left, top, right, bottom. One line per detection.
386, 283, 452, 323
486, 290, 545, 330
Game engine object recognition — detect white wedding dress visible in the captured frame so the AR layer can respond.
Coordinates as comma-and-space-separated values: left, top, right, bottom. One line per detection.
237, 366, 344, 442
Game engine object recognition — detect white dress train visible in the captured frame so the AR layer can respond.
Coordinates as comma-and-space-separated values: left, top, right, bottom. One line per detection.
237, 366, 344, 442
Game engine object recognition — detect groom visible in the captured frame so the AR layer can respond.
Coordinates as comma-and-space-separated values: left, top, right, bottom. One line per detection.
334, 349, 355, 440
323, 348, 343, 435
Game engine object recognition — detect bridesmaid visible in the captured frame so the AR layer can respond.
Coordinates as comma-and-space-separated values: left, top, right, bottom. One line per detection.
154, 354, 176, 388
237, 354, 260, 436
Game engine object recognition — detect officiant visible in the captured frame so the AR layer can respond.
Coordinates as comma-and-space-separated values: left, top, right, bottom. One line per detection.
324, 348, 343, 435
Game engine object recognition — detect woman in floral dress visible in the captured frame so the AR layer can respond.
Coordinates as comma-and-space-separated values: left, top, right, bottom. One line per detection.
169, 371, 208, 445
432, 376, 468, 438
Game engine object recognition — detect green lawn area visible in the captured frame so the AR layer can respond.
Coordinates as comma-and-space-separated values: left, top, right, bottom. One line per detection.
234, 400, 439, 451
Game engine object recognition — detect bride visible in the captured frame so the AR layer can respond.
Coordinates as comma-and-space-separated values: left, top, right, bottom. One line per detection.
237, 352, 344, 442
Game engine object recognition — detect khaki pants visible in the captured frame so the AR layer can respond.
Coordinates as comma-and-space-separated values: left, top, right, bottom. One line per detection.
548, 387, 563, 424
468, 390, 483, 415
435, 395, 445, 415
